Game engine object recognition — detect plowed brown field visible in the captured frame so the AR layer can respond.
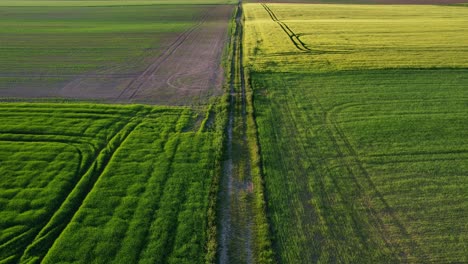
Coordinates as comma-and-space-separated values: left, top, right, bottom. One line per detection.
1, 5, 233, 105
62, 5, 233, 105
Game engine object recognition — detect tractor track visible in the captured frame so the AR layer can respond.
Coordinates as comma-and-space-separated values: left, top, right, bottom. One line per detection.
18, 114, 145, 263
261, 3, 311, 52
116, 13, 210, 100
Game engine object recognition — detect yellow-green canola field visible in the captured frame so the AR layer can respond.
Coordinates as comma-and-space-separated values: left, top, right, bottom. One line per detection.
245, 3, 468, 263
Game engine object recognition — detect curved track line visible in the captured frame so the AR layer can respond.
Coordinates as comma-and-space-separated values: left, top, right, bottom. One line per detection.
0, 139, 85, 263
314, 93, 430, 261
261, 3, 311, 52
18, 114, 144, 263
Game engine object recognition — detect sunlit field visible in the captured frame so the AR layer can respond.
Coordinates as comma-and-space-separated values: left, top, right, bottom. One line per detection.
245, 3, 468, 263
0, 102, 225, 263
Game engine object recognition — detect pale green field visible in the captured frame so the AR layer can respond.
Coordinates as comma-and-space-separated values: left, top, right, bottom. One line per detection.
244, 3, 468, 72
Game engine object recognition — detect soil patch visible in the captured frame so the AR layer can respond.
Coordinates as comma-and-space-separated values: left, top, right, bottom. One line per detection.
1, 5, 233, 106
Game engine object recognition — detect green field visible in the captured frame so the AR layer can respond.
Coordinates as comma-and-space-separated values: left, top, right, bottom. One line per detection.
245, 3, 468, 263
0, 0, 230, 263
0, 102, 225, 263
245, 4, 468, 72
0, 4, 205, 91
1, 0, 467, 263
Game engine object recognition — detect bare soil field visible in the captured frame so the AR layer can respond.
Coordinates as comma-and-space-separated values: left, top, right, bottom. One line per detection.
62, 5, 233, 105
0, 5, 233, 105
115, 5, 233, 105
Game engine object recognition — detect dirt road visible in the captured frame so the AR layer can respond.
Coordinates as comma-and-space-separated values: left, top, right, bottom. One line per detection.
218, 3, 257, 263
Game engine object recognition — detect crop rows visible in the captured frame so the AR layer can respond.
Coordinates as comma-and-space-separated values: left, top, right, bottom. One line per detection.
251, 70, 468, 263
244, 3, 468, 72
245, 3, 468, 263
0, 4, 206, 99
0, 103, 224, 263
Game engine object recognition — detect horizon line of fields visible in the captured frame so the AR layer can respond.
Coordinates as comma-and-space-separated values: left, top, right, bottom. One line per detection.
0, 0, 237, 7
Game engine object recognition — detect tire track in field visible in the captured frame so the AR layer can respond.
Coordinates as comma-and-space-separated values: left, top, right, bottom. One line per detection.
0, 139, 85, 195
303, 92, 403, 259
116, 12, 209, 100
18, 112, 147, 263
99, 114, 180, 262
270, 78, 331, 262
268, 76, 396, 262
302, 92, 427, 260
271, 75, 432, 261
0, 228, 36, 261
0, 134, 95, 180
261, 3, 311, 52
325, 101, 431, 261
0, 139, 85, 263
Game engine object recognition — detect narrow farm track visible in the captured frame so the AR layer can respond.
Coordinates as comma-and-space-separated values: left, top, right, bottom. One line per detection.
219, 2, 256, 263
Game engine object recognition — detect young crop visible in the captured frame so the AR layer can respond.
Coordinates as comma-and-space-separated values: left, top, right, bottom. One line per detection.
245, 3, 468, 263
0, 103, 223, 264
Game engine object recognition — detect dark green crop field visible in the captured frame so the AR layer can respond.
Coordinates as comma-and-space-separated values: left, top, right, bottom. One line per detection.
0, 102, 224, 263
251, 70, 468, 263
